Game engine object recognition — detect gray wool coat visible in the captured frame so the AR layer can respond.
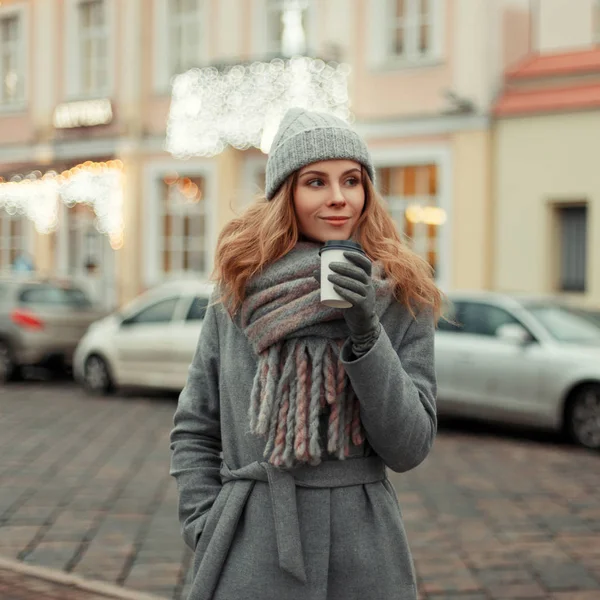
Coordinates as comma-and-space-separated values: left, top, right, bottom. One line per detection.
170, 293, 437, 600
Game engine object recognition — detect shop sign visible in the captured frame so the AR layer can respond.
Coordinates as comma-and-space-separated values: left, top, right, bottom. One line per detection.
53, 99, 113, 129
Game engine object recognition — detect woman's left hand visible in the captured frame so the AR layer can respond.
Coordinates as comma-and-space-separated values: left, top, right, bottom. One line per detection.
328, 252, 381, 348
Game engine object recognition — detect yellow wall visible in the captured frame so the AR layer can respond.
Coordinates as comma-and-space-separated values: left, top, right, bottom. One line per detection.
493, 111, 600, 307
117, 151, 143, 307
451, 128, 493, 291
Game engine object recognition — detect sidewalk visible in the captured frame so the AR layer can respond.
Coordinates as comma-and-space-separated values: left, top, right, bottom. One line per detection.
2, 382, 599, 599
0, 556, 168, 600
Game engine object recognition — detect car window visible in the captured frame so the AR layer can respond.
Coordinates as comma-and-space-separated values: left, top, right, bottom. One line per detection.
19, 284, 92, 307
526, 304, 600, 343
128, 297, 179, 325
438, 300, 463, 332
460, 302, 520, 337
186, 296, 209, 321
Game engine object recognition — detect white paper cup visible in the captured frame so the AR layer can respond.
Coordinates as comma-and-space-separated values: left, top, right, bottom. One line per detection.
319, 241, 365, 309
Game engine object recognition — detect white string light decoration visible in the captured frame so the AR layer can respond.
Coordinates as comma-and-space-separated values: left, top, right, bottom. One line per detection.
59, 162, 124, 249
0, 175, 59, 234
166, 56, 352, 158
0, 161, 124, 249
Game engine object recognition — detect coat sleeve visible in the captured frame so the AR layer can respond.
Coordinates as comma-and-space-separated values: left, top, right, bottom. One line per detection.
169, 300, 222, 550
340, 304, 437, 473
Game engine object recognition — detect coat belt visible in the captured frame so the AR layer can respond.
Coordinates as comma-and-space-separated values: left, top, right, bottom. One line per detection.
219, 456, 386, 583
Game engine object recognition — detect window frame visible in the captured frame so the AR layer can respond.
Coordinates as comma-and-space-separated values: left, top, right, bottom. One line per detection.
153, 0, 208, 93
160, 175, 207, 277
123, 295, 181, 326
64, 0, 115, 100
143, 161, 217, 288
556, 204, 587, 293
375, 162, 443, 279
0, 213, 31, 273
0, 2, 27, 111
370, 146, 451, 291
78, 0, 108, 97
185, 294, 210, 321
453, 300, 536, 341
369, 0, 444, 69
167, 0, 205, 77
252, 0, 316, 59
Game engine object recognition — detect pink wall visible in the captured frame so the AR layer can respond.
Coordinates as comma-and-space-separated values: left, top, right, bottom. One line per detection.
350, 0, 454, 120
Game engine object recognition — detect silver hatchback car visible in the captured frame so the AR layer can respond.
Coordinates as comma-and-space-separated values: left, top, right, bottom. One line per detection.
0, 277, 107, 382
436, 292, 600, 450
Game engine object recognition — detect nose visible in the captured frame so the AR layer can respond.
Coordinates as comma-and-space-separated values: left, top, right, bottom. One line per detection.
327, 183, 346, 206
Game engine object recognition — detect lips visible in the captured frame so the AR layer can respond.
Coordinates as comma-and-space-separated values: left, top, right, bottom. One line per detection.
321, 217, 350, 225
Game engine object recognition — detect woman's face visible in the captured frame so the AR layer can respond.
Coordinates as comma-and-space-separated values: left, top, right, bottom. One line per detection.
293, 160, 365, 243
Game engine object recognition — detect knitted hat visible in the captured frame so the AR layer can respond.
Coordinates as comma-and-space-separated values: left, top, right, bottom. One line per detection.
265, 108, 375, 200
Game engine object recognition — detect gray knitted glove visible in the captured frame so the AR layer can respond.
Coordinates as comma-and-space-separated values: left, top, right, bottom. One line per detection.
327, 252, 381, 356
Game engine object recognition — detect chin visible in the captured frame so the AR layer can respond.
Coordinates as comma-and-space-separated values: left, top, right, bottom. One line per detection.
312, 228, 353, 242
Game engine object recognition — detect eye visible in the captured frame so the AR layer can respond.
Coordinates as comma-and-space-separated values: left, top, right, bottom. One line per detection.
306, 178, 325, 187
345, 176, 360, 186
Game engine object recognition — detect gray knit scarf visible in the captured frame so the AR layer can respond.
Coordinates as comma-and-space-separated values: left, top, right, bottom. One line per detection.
241, 242, 394, 468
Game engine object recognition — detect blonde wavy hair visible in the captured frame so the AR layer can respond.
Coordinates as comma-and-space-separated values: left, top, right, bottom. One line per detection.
212, 169, 444, 321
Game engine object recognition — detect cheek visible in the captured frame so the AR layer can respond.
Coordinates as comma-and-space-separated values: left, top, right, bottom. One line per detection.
351, 189, 366, 214
294, 189, 320, 219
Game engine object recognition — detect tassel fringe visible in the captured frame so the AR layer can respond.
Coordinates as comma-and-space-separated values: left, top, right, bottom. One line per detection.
250, 339, 364, 468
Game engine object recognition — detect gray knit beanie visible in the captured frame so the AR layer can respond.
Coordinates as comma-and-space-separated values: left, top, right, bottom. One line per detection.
265, 108, 375, 200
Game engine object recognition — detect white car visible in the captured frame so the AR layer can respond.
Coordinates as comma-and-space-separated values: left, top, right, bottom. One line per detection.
435, 291, 600, 450
74, 280, 214, 394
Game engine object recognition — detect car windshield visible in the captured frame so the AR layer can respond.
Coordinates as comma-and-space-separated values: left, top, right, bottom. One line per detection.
19, 284, 92, 307
526, 304, 600, 343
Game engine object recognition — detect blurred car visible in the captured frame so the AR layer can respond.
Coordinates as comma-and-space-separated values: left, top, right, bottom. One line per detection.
74, 280, 214, 395
435, 292, 600, 450
0, 277, 107, 383
567, 306, 600, 328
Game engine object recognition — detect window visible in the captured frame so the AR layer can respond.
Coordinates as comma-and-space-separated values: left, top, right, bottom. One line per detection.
526, 304, 600, 344
0, 214, 28, 272
459, 302, 520, 338
168, 0, 203, 76
66, 203, 105, 275
19, 285, 91, 307
160, 175, 207, 276
557, 205, 587, 292
266, 0, 309, 56
376, 164, 444, 276
387, 0, 438, 61
437, 299, 462, 332
78, 0, 108, 96
0, 12, 23, 105
186, 295, 209, 321
129, 297, 179, 324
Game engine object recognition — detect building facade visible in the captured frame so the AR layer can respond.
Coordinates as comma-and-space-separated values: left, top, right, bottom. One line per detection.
1, 0, 534, 308
493, 0, 600, 307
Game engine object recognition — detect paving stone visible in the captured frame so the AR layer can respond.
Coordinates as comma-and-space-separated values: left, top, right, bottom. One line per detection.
2, 381, 600, 600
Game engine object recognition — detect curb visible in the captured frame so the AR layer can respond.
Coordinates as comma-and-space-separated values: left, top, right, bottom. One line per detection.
0, 556, 169, 600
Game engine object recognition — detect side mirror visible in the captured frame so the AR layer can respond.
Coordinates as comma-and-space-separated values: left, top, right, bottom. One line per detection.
496, 323, 531, 345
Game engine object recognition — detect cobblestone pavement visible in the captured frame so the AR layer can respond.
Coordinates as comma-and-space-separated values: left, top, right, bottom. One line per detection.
1, 380, 599, 600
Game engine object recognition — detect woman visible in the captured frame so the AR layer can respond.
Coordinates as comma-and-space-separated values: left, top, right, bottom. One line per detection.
170, 108, 443, 600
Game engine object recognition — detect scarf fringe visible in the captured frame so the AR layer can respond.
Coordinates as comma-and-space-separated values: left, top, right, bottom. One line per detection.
250, 339, 365, 468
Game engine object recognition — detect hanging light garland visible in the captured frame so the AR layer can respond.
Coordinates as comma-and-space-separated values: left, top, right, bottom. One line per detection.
0, 160, 124, 249
166, 56, 352, 158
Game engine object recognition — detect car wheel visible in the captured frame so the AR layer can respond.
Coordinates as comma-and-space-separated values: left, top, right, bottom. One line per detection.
566, 384, 600, 450
0, 341, 16, 384
83, 355, 114, 396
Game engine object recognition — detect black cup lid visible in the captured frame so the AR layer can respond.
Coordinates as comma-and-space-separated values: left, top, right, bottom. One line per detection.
319, 240, 364, 256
